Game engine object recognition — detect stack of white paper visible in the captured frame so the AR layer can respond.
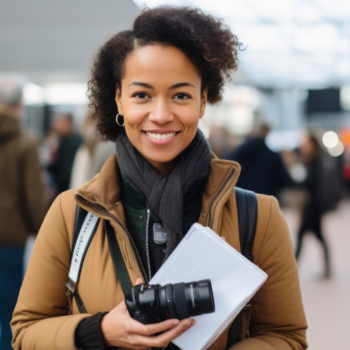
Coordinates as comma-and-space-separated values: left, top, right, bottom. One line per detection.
150, 223, 267, 350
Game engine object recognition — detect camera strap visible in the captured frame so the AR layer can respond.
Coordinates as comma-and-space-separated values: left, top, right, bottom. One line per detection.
104, 219, 133, 296
66, 206, 101, 314
67, 206, 134, 313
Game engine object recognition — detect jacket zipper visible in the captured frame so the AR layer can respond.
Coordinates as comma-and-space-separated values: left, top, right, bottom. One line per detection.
75, 195, 149, 283
207, 169, 235, 227
145, 209, 152, 280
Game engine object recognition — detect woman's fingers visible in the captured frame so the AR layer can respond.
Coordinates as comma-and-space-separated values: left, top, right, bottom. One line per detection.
146, 318, 196, 348
134, 278, 144, 286
126, 318, 195, 349
130, 318, 180, 336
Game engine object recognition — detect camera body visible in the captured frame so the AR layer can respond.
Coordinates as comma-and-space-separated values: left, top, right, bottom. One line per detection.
125, 280, 215, 325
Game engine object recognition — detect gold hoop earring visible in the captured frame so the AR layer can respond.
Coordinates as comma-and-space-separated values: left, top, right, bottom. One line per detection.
116, 113, 124, 127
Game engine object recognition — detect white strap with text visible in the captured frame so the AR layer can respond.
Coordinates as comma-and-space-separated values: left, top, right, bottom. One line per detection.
68, 212, 99, 283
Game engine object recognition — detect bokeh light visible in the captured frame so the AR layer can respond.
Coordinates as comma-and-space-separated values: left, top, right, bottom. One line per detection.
322, 131, 339, 148
327, 140, 345, 157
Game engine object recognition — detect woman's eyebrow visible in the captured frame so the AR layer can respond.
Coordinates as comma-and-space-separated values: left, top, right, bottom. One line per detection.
128, 81, 195, 89
169, 82, 195, 89
128, 81, 154, 89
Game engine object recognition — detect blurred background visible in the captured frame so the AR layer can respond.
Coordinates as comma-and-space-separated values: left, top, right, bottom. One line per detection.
0, 0, 349, 349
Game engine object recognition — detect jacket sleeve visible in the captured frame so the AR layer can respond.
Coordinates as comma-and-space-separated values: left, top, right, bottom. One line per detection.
11, 194, 91, 350
231, 196, 308, 350
21, 139, 47, 233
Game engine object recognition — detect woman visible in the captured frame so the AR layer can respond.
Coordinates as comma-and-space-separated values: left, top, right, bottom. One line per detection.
295, 134, 332, 278
11, 7, 307, 350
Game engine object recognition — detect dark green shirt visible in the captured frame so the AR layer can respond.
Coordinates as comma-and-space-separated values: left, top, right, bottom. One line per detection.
120, 173, 203, 266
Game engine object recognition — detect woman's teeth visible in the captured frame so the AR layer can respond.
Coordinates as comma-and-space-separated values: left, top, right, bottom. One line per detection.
146, 132, 176, 140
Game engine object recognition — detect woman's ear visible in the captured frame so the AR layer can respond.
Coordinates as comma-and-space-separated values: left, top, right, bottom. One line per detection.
115, 84, 123, 115
200, 87, 208, 119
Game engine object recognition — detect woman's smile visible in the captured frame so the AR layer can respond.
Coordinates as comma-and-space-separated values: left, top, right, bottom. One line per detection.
143, 129, 180, 145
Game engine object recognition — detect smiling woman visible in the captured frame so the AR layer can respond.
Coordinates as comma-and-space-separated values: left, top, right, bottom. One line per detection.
88, 7, 240, 142
116, 44, 207, 174
11, 6, 307, 350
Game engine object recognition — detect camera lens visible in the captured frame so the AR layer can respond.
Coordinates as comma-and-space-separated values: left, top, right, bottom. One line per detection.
126, 279, 215, 324
197, 280, 215, 314
158, 279, 215, 320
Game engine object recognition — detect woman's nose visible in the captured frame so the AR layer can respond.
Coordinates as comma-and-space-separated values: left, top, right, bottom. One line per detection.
148, 99, 174, 124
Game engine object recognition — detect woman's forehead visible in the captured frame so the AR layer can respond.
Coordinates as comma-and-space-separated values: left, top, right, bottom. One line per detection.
122, 44, 201, 88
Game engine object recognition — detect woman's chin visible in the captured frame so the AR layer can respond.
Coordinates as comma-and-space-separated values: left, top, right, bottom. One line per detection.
139, 150, 179, 167
145, 155, 178, 165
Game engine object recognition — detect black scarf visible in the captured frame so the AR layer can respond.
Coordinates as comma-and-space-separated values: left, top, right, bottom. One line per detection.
115, 128, 211, 263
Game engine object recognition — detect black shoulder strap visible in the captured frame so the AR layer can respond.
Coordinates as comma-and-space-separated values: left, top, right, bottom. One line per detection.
235, 187, 258, 262
226, 187, 258, 348
104, 220, 133, 296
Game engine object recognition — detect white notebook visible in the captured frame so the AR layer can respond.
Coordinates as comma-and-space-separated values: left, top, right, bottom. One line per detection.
150, 223, 267, 350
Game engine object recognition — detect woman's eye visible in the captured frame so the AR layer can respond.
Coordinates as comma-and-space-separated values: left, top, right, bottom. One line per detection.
174, 93, 190, 100
133, 93, 149, 99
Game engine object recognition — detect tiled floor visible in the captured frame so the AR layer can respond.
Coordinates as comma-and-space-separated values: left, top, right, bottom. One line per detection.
282, 200, 350, 350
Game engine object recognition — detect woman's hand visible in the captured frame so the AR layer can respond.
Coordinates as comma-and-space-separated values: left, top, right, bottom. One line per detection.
100, 278, 196, 349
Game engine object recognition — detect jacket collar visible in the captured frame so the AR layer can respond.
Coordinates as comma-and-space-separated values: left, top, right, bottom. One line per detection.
74, 153, 241, 216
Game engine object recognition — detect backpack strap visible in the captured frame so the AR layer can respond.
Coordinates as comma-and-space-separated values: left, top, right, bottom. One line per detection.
67, 206, 134, 314
235, 187, 258, 263
226, 187, 258, 349
66, 206, 100, 314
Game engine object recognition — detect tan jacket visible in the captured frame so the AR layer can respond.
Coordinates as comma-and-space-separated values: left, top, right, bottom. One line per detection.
11, 154, 308, 350
0, 110, 46, 246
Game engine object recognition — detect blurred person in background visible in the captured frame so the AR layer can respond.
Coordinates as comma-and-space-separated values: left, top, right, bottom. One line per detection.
295, 134, 342, 278
226, 123, 294, 197
208, 126, 239, 159
0, 77, 46, 350
47, 112, 83, 196
39, 129, 60, 206
69, 111, 115, 188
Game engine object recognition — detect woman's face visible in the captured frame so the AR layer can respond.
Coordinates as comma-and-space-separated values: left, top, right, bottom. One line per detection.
116, 44, 207, 174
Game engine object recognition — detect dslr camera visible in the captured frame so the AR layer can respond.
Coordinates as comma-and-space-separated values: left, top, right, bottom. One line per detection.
125, 279, 215, 325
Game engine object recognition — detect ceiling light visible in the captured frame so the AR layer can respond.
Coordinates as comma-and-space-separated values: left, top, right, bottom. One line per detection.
45, 83, 88, 105
294, 24, 339, 53
316, 0, 350, 20
23, 83, 45, 105
299, 3, 321, 23
322, 131, 339, 148
248, 0, 297, 21
327, 141, 344, 157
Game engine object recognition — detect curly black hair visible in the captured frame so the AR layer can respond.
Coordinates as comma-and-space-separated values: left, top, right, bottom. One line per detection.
88, 6, 242, 141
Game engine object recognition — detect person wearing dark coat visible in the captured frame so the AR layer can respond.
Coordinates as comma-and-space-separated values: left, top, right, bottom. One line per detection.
295, 134, 336, 278
0, 77, 46, 350
47, 113, 83, 196
226, 126, 293, 197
